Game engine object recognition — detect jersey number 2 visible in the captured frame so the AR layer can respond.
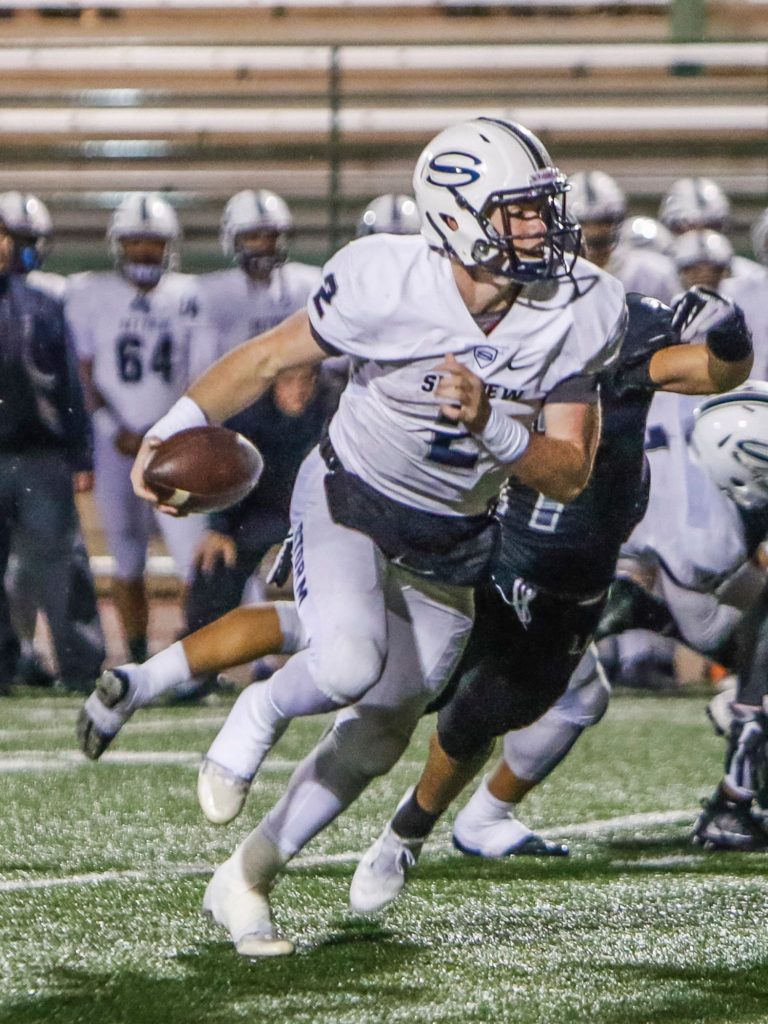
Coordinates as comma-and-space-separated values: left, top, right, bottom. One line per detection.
117, 334, 174, 384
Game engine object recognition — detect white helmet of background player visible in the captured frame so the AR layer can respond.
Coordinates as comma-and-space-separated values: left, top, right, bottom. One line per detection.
220, 189, 293, 276
567, 170, 627, 259
691, 382, 768, 510
672, 229, 733, 272
0, 191, 53, 272
108, 192, 180, 288
356, 194, 421, 237
751, 207, 768, 266
413, 117, 576, 284
659, 177, 730, 234
619, 215, 675, 256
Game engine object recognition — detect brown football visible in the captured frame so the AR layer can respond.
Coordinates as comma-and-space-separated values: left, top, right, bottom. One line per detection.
143, 426, 264, 513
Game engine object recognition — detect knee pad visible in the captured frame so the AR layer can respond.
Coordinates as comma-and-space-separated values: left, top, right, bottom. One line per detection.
558, 652, 611, 728
331, 710, 411, 779
309, 633, 385, 705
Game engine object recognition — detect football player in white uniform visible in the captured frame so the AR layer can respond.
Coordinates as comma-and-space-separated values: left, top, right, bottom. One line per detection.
722, 210, 768, 381
200, 189, 321, 359
568, 170, 677, 304
659, 177, 767, 284
118, 117, 625, 955
66, 193, 217, 663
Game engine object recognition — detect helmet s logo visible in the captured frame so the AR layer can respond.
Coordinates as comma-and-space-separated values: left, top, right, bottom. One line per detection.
426, 151, 482, 189
737, 439, 768, 465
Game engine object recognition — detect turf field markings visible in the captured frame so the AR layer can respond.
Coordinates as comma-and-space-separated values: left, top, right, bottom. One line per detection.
0, 810, 707, 894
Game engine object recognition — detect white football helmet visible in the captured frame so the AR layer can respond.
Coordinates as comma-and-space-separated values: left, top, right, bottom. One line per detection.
356, 194, 420, 237
108, 192, 180, 287
0, 191, 53, 271
413, 117, 576, 284
658, 177, 730, 233
671, 229, 733, 271
691, 382, 768, 510
618, 216, 674, 256
750, 207, 768, 266
220, 189, 293, 274
567, 171, 626, 224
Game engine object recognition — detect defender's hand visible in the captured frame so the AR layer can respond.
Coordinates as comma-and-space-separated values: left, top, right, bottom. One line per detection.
435, 353, 491, 433
195, 532, 237, 574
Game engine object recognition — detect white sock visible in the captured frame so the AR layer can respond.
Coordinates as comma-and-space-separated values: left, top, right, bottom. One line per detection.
130, 641, 193, 706
461, 776, 515, 826
205, 650, 340, 779
234, 822, 290, 890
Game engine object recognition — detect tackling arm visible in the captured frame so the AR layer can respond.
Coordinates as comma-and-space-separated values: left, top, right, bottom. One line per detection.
510, 401, 600, 503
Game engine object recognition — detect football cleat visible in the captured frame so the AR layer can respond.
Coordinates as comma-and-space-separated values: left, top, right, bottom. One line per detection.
692, 790, 768, 851
349, 823, 423, 915
197, 758, 252, 825
203, 861, 294, 958
76, 668, 137, 760
452, 816, 569, 859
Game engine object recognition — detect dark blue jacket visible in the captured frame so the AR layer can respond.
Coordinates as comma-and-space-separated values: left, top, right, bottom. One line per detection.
0, 274, 92, 471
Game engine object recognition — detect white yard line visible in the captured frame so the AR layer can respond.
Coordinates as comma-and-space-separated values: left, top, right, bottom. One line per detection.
0, 809, 701, 894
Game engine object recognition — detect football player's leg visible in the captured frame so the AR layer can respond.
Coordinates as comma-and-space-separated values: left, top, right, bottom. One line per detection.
353, 588, 602, 908
201, 451, 389, 789
208, 573, 472, 951
658, 569, 743, 666
78, 602, 300, 762
694, 584, 768, 849
453, 647, 610, 857
94, 434, 152, 663
13, 453, 97, 692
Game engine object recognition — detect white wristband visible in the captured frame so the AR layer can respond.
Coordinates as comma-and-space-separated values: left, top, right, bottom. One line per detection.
148, 396, 208, 441
479, 406, 530, 464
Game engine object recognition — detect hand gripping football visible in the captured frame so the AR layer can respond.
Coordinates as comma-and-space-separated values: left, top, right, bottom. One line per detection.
143, 426, 264, 513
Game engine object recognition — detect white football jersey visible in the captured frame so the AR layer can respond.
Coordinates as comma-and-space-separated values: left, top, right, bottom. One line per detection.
199, 262, 322, 358
608, 246, 677, 305
625, 391, 746, 589
66, 270, 217, 433
729, 254, 768, 284
308, 235, 626, 516
722, 274, 768, 381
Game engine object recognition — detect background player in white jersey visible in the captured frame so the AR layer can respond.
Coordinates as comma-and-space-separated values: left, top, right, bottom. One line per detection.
568, 170, 676, 304
121, 117, 624, 954
66, 192, 217, 663
659, 177, 767, 284
199, 189, 321, 359
721, 212, 768, 381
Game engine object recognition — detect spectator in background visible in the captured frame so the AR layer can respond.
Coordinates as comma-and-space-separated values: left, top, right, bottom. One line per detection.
0, 207, 100, 694
0, 191, 105, 689
66, 193, 216, 664
568, 170, 677, 304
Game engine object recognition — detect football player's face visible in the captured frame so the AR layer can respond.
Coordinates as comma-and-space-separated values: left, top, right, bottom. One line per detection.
679, 261, 726, 291
121, 236, 167, 266
236, 229, 279, 257
0, 225, 13, 274
491, 200, 547, 258
581, 221, 619, 267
